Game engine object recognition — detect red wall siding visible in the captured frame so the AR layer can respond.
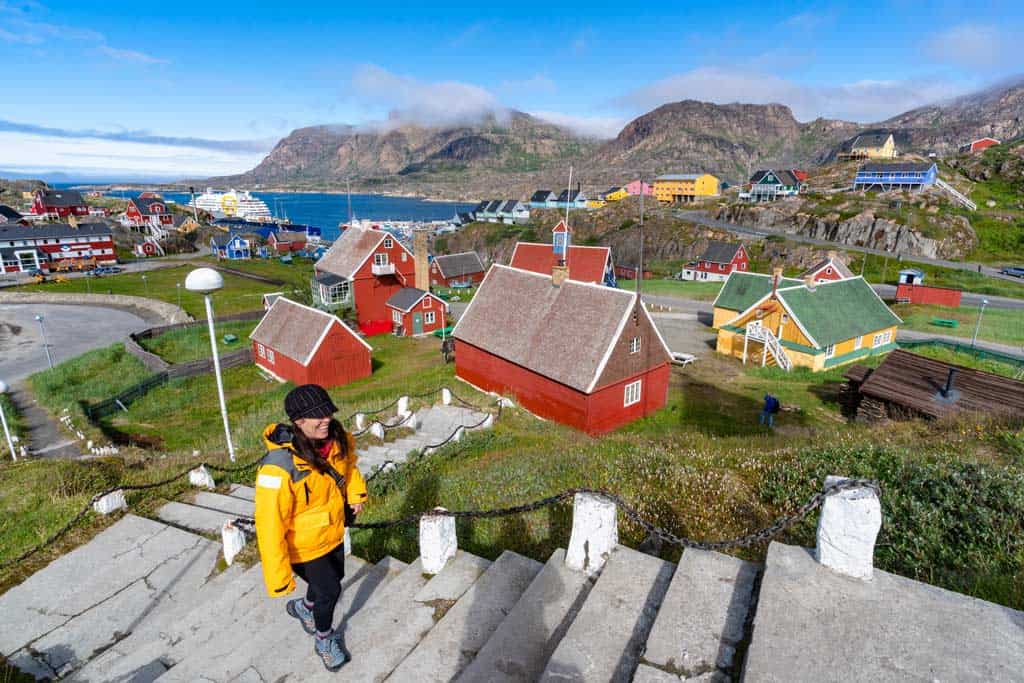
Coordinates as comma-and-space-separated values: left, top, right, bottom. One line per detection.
455, 341, 668, 435
354, 276, 406, 327
252, 341, 308, 384
811, 265, 844, 282
394, 296, 447, 336
895, 283, 962, 307
252, 323, 371, 387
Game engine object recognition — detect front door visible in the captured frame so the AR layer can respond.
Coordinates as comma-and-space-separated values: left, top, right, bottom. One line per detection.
412, 312, 423, 335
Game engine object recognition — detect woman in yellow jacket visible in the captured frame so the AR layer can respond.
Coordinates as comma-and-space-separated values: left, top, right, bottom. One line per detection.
254, 384, 368, 671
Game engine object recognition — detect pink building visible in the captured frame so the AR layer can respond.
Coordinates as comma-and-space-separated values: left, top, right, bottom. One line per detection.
624, 180, 653, 196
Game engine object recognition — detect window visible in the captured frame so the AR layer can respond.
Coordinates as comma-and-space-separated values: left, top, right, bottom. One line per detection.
424, 311, 436, 325
826, 267, 833, 274
383, 237, 393, 249
872, 331, 892, 348
740, 263, 746, 270
629, 336, 641, 354
257, 344, 265, 358
855, 336, 863, 350
392, 309, 402, 324
825, 344, 835, 359
374, 253, 389, 266
423, 296, 431, 308
266, 349, 275, 364
401, 252, 407, 262
624, 380, 642, 407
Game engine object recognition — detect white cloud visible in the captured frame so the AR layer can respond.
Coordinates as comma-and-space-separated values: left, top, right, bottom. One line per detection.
530, 111, 624, 139
95, 45, 169, 65
350, 64, 504, 126
616, 66, 973, 122
924, 23, 1009, 69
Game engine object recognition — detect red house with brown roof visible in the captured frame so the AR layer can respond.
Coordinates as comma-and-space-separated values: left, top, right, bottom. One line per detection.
386, 287, 448, 336
31, 189, 89, 218
453, 263, 672, 435
269, 229, 307, 253
313, 226, 416, 334
430, 251, 486, 288
509, 220, 613, 286
249, 297, 372, 387
800, 251, 855, 283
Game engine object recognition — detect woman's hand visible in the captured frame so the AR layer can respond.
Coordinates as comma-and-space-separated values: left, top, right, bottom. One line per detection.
350, 503, 364, 515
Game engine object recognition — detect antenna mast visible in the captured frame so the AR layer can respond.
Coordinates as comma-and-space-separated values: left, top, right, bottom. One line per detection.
637, 176, 644, 305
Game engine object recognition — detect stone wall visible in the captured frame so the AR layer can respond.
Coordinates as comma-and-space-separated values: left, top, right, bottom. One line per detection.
0, 292, 191, 325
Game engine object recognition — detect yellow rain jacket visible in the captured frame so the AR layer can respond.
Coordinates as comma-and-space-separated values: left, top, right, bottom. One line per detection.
254, 423, 368, 597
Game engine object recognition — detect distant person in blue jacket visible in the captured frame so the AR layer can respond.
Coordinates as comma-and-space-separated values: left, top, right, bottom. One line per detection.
760, 393, 780, 428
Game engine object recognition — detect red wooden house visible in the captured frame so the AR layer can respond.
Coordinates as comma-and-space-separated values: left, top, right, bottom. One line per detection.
430, 251, 485, 288
313, 226, 416, 334
894, 284, 961, 307
249, 297, 372, 387
0, 222, 116, 273
269, 229, 307, 253
124, 197, 175, 230
510, 220, 613, 286
800, 251, 854, 283
31, 189, 89, 218
386, 287, 448, 336
453, 263, 673, 435
614, 263, 654, 280
679, 241, 749, 282
959, 138, 1000, 154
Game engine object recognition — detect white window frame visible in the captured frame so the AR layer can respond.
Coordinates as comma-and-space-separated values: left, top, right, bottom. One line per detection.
374, 252, 389, 266
629, 336, 641, 354
266, 348, 275, 364
624, 380, 642, 407
401, 251, 407, 262
872, 333, 884, 348
383, 236, 394, 249
424, 311, 436, 325
392, 309, 402, 324
257, 343, 265, 358
855, 335, 863, 350
825, 344, 835, 359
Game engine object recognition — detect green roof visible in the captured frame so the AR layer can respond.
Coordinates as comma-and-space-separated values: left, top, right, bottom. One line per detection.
778, 277, 902, 348
713, 272, 802, 313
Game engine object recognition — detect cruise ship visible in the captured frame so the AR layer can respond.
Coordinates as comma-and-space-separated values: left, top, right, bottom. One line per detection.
190, 188, 273, 221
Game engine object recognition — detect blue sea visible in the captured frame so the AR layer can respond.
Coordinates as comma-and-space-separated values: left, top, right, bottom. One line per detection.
99, 189, 475, 242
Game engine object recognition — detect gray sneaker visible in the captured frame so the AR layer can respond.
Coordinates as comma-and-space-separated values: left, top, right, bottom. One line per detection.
314, 632, 351, 671
286, 599, 316, 635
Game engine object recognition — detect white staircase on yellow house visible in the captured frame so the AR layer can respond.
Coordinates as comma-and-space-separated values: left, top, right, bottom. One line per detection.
743, 322, 792, 371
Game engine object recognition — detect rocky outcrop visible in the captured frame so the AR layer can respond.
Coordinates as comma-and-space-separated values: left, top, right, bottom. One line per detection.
714, 205, 977, 259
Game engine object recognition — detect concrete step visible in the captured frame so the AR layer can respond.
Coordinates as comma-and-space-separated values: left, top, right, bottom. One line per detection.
0, 515, 217, 680
743, 541, 1024, 682
455, 548, 593, 683
191, 490, 255, 516
389, 550, 544, 683
540, 545, 675, 682
157, 553, 391, 682
154, 500, 239, 534
227, 484, 255, 501
642, 548, 759, 680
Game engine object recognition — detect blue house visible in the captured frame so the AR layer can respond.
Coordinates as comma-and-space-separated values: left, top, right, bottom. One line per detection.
553, 188, 588, 209
211, 233, 251, 260
529, 190, 556, 208
854, 162, 937, 192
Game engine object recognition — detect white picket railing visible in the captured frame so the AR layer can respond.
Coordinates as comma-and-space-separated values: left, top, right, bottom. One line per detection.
744, 325, 792, 371
935, 177, 977, 211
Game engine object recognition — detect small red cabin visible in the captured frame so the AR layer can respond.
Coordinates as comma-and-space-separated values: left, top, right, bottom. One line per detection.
249, 297, 373, 387
680, 241, 749, 282
614, 264, 654, 280
895, 283, 962, 307
800, 252, 854, 283
386, 287, 448, 336
430, 251, 485, 288
454, 264, 672, 435
124, 197, 174, 229
269, 229, 307, 253
959, 138, 1000, 154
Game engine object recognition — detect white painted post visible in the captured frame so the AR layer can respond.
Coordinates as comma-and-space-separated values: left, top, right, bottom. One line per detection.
450, 426, 464, 442
419, 507, 457, 575
189, 465, 216, 489
474, 414, 494, 430
397, 395, 410, 416
221, 521, 246, 566
816, 476, 882, 581
370, 422, 385, 440
93, 489, 127, 515
343, 528, 352, 556
441, 388, 452, 405
565, 492, 618, 576
355, 413, 366, 431
498, 397, 515, 409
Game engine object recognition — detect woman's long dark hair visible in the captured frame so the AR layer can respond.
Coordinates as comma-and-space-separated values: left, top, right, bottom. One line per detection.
290, 418, 348, 473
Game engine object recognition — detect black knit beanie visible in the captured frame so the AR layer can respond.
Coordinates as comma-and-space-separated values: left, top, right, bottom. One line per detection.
284, 384, 338, 421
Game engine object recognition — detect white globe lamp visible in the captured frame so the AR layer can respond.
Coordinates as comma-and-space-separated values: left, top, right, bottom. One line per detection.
185, 267, 224, 294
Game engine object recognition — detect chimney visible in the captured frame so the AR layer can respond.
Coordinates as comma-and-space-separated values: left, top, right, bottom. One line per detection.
771, 266, 783, 298
552, 263, 569, 287
827, 250, 838, 260
803, 274, 816, 291
413, 229, 429, 291
941, 368, 956, 398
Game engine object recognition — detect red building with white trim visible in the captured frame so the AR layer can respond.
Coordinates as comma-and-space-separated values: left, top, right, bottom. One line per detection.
269, 230, 307, 253
124, 197, 175, 230
386, 287, 448, 336
800, 251, 855, 283
679, 241, 749, 281
430, 251, 485, 288
959, 137, 1000, 154
313, 226, 416, 334
31, 189, 89, 218
249, 297, 373, 387
0, 222, 116, 273
453, 263, 672, 435
509, 220, 613, 286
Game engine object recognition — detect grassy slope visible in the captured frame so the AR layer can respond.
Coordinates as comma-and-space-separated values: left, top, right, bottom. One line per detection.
893, 304, 1024, 346
139, 319, 259, 364
618, 279, 723, 301
907, 344, 1023, 379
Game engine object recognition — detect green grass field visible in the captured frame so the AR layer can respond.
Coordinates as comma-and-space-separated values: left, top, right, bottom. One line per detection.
618, 278, 723, 301
903, 343, 1023, 379
139, 319, 259, 364
893, 304, 1024, 346
849, 253, 1024, 299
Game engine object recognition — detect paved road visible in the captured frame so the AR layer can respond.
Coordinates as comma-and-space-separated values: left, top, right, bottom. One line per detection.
0, 303, 150, 381
676, 210, 1024, 284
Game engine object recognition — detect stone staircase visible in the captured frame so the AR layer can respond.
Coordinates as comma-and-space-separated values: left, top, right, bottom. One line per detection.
2, 482, 1022, 682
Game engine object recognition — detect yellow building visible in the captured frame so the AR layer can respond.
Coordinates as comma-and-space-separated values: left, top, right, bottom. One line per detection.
713, 270, 901, 372
838, 132, 897, 161
653, 174, 720, 203
603, 186, 629, 202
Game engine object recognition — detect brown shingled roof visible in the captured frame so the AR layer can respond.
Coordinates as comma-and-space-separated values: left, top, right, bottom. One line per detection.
316, 226, 386, 280
453, 265, 670, 392
250, 297, 370, 365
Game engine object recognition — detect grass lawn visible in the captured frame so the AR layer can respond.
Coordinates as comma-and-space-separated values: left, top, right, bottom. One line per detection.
904, 343, 1024, 379
850, 252, 1024, 299
618, 278, 723, 301
12, 264, 284, 318
0, 395, 25, 443
139, 319, 259, 364
893, 304, 1024, 346
199, 255, 315, 283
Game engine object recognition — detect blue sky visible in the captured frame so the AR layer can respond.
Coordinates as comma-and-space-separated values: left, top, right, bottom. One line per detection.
1, 0, 1021, 178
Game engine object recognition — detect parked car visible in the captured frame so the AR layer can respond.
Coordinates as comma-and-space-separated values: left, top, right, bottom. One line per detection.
1001, 266, 1024, 278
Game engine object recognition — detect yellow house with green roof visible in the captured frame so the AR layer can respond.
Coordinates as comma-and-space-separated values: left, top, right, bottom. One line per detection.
714, 270, 902, 372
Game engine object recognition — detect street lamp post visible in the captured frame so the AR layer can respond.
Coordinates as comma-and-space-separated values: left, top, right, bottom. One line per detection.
0, 381, 17, 461
34, 315, 53, 370
141, 274, 149, 297
971, 299, 989, 348
176, 282, 182, 310
186, 268, 236, 461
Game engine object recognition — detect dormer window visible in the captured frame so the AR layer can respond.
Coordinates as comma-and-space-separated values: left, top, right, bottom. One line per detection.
629, 336, 641, 354
383, 237, 394, 249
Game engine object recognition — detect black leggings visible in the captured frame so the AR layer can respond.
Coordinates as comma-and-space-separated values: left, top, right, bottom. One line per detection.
291, 543, 346, 633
